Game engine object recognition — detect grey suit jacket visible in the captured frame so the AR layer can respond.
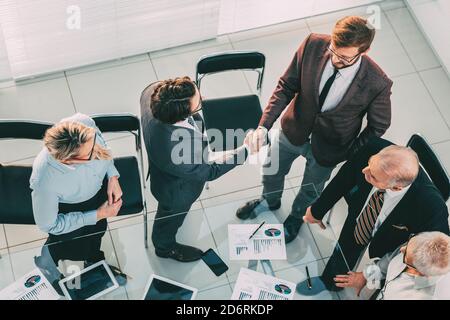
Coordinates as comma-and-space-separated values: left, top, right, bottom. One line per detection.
140, 82, 248, 208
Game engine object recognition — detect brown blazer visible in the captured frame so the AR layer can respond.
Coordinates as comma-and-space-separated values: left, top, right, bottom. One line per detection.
259, 33, 392, 167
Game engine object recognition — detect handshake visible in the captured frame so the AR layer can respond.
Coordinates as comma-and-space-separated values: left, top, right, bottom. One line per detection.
244, 127, 268, 154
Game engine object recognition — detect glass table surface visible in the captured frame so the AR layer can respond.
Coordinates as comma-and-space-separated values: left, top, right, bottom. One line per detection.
0, 185, 355, 300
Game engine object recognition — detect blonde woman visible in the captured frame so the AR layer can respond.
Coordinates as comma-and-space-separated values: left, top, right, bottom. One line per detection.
31, 113, 126, 288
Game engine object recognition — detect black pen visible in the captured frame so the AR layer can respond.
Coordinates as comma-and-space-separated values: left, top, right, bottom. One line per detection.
249, 221, 266, 240
305, 266, 312, 289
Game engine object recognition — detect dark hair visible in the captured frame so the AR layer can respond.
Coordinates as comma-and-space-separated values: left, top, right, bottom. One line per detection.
332, 16, 376, 53
150, 76, 197, 124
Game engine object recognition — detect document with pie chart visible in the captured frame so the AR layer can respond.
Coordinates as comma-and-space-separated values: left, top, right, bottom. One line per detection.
231, 268, 295, 300
228, 223, 287, 260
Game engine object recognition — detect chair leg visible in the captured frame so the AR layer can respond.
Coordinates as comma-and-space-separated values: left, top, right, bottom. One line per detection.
144, 209, 149, 249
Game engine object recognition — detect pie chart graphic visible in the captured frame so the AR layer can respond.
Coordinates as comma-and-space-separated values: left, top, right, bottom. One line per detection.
274, 284, 291, 295
264, 228, 281, 237
24, 275, 41, 288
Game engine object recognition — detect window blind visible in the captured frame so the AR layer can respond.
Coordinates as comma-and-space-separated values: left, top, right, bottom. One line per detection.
0, 0, 220, 79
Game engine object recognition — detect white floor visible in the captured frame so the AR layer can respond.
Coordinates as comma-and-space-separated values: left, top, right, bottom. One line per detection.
1, 0, 450, 299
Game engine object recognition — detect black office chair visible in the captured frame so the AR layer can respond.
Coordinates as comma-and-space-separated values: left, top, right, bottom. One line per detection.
407, 133, 449, 201
91, 113, 149, 247
0, 120, 52, 225
0, 114, 149, 249
196, 51, 265, 151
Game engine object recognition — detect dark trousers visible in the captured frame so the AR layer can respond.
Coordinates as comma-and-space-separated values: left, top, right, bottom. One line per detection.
152, 203, 192, 250
320, 217, 367, 289
44, 181, 108, 265
262, 130, 335, 217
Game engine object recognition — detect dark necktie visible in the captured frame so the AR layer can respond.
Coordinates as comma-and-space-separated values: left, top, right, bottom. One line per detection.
354, 190, 386, 246
319, 68, 339, 108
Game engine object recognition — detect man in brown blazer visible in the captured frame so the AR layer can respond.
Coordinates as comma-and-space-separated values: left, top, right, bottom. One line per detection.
236, 16, 393, 243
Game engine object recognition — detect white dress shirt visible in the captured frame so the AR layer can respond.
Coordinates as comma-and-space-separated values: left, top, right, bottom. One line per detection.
174, 116, 201, 132
318, 57, 362, 112
357, 185, 411, 236
374, 250, 441, 300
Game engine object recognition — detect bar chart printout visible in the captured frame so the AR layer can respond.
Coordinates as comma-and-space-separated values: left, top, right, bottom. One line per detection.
231, 268, 295, 300
228, 224, 287, 260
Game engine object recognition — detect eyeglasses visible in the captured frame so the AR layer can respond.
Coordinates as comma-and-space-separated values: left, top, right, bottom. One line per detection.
403, 233, 417, 270
327, 45, 361, 65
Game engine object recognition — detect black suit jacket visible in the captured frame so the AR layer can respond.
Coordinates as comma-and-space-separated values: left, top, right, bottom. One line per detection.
311, 137, 449, 258
140, 82, 247, 209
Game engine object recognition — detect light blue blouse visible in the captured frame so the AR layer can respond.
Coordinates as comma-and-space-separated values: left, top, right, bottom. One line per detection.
30, 113, 120, 235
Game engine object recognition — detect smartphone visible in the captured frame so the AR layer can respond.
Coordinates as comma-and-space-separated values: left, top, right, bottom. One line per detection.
201, 249, 229, 277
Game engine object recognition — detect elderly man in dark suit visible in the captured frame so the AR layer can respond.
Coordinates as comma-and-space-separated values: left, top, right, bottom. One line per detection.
140, 76, 250, 262
236, 16, 392, 243
300, 137, 450, 293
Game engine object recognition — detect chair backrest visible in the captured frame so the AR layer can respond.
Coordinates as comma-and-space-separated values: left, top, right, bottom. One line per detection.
196, 51, 265, 93
0, 164, 35, 224
90, 113, 140, 133
0, 119, 52, 224
407, 134, 450, 201
0, 120, 52, 140
90, 112, 146, 189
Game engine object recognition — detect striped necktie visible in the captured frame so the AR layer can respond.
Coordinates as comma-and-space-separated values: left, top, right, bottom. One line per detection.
354, 190, 385, 246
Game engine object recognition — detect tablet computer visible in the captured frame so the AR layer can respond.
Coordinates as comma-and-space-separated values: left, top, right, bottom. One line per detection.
141, 274, 197, 300
58, 260, 119, 300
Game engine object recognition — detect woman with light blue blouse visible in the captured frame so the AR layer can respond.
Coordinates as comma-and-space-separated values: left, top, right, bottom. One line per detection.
30, 113, 127, 288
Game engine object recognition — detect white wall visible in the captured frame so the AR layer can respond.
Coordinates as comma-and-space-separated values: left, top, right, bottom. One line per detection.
0, 27, 11, 81
219, 0, 380, 35
0, 0, 385, 80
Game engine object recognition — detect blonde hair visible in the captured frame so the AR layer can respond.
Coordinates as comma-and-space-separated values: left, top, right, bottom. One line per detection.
44, 121, 112, 161
410, 232, 450, 277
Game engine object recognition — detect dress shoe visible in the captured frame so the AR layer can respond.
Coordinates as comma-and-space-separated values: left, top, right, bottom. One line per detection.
236, 198, 281, 220
155, 243, 203, 262
283, 214, 304, 244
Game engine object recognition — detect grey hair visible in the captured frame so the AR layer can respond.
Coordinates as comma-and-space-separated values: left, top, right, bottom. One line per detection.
410, 232, 450, 277
376, 145, 419, 187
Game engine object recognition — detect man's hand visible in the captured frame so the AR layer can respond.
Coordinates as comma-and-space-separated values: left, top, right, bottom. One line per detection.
302, 206, 326, 229
244, 130, 254, 150
96, 199, 123, 221
248, 127, 267, 154
334, 272, 367, 297
107, 176, 123, 205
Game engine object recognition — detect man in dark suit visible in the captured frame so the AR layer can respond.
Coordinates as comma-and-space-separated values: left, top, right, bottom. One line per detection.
300, 137, 450, 292
140, 76, 250, 262
236, 16, 392, 243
